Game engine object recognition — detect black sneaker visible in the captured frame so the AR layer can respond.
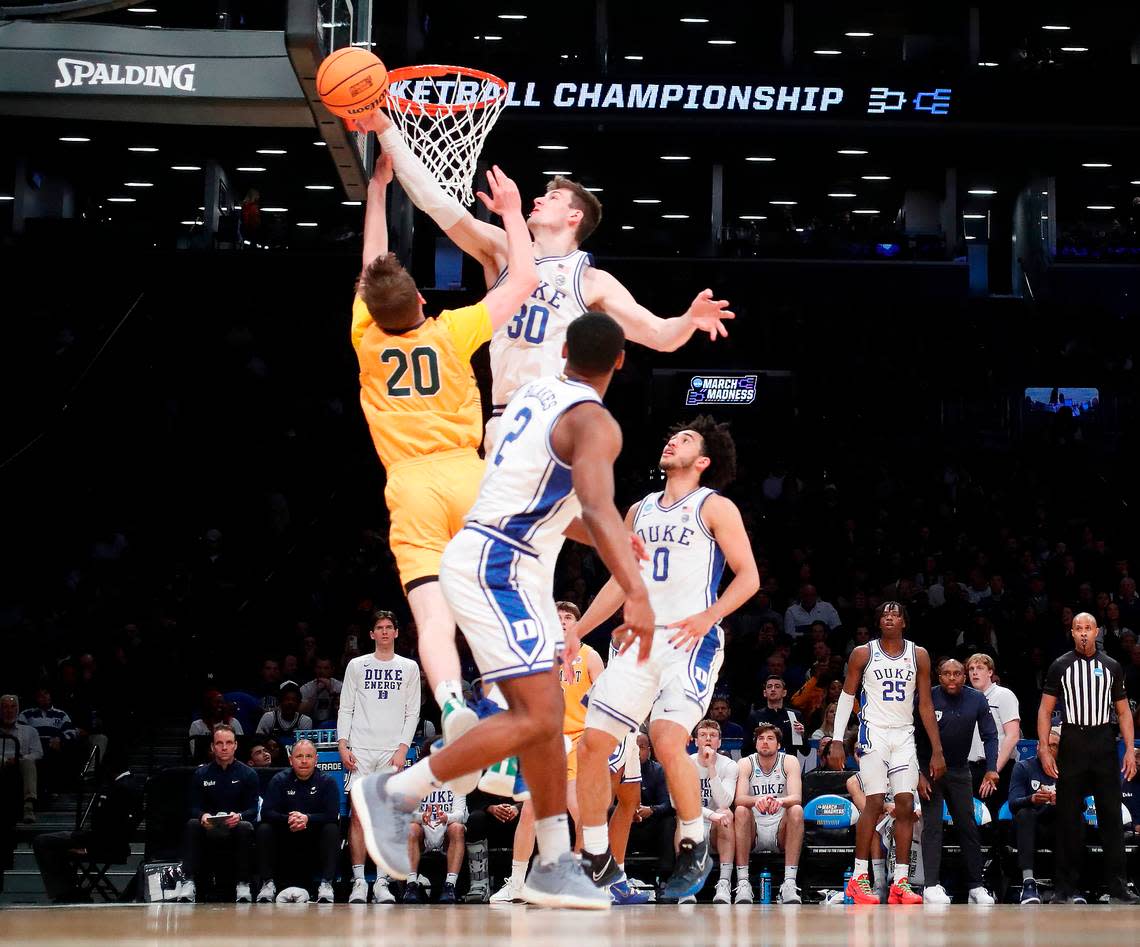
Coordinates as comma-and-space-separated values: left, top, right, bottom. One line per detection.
1072, 893, 1088, 904
585, 848, 623, 889
439, 881, 458, 904
1107, 888, 1139, 905
1019, 879, 1040, 904
661, 837, 713, 900
402, 881, 422, 904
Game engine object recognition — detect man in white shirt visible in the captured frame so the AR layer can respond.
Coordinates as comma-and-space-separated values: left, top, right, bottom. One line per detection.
689, 719, 739, 904
784, 584, 841, 640
1, 695, 43, 823
966, 653, 1021, 816
300, 657, 343, 725
338, 610, 421, 903
404, 787, 469, 904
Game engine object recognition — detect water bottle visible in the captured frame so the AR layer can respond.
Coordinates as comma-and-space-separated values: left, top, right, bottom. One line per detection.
842, 870, 853, 904
759, 870, 772, 904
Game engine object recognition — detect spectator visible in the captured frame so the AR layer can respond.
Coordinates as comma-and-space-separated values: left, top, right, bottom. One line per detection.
1009, 727, 1060, 904
177, 723, 258, 903
299, 657, 342, 725
189, 690, 244, 759
810, 702, 839, 743
247, 743, 273, 768
253, 659, 282, 714
256, 739, 340, 903
255, 682, 313, 743
748, 676, 805, 755
966, 653, 1021, 816
626, 734, 675, 885
708, 697, 744, 745
1119, 577, 1140, 632
802, 737, 851, 797
843, 624, 871, 658
404, 786, 468, 904
1, 695, 42, 823
789, 654, 832, 724
784, 584, 841, 640
18, 686, 78, 793
53, 663, 102, 763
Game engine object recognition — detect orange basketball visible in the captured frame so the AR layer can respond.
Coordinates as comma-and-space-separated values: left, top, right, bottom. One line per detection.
316, 48, 389, 120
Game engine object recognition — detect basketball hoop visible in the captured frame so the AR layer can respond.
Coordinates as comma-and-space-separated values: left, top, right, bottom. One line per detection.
384, 64, 509, 206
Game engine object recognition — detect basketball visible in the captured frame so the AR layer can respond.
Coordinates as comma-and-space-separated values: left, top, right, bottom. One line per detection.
316, 47, 389, 120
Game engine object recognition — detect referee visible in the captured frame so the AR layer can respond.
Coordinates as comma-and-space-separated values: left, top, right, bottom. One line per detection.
1037, 612, 1138, 903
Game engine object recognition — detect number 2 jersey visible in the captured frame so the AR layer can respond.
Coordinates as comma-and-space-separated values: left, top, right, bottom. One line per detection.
487, 250, 592, 416
858, 638, 919, 730
352, 296, 492, 469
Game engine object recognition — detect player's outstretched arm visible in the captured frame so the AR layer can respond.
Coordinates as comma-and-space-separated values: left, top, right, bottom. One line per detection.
476, 166, 540, 329
585, 268, 734, 351
358, 111, 509, 272
915, 647, 946, 780
361, 153, 393, 270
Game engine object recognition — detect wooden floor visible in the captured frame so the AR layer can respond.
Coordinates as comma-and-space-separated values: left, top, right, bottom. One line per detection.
2, 903, 1138, 946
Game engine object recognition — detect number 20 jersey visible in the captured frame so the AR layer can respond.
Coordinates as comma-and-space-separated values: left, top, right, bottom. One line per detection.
858, 638, 918, 730
631, 487, 725, 627
488, 250, 592, 414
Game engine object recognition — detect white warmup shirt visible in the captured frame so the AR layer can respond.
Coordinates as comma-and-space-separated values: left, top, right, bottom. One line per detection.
969, 682, 1020, 764
690, 751, 738, 821
337, 653, 421, 752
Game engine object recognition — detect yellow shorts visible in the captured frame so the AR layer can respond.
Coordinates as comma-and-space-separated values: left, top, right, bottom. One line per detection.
565, 732, 582, 781
384, 449, 484, 590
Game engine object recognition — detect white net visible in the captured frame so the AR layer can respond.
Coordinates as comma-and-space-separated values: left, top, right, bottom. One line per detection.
385, 66, 509, 207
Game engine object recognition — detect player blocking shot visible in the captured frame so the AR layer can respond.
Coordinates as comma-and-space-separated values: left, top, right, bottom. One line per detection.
832, 602, 945, 904
351, 152, 539, 783
352, 313, 653, 909
571, 416, 760, 901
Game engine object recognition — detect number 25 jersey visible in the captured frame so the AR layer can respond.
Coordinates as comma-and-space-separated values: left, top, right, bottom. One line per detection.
859, 638, 918, 729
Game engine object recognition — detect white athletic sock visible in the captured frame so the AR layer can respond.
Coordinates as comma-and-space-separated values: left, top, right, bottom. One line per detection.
618, 863, 625, 873
872, 859, 886, 885
893, 861, 908, 883
352, 864, 365, 881
535, 814, 571, 866
1022, 869, 1034, 882
785, 865, 798, 882
736, 865, 749, 883
720, 862, 733, 882
854, 857, 869, 878
446, 872, 459, 886
387, 757, 441, 800
679, 817, 703, 844
582, 823, 609, 857
435, 680, 465, 710
510, 859, 529, 885
407, 872, 420, 885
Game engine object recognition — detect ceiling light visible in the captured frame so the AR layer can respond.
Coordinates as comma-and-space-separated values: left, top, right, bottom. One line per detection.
542, 170, 572, 175
342, 200, 363, 206
261, 207, 288, 212
128, 146, 158, 152
0, 195, 14, 202
845, 31, 873, 38
852, 209, 879, 215
498, 13, 527, 19
707, 39, 736, 45
978, 61, 999, 67
1041, 24, 1070, 31
179, 220, 203, 225
1087, 205, 1115, 210
769, 200, 797, 205
124, 182, 154, 187
633, 198, 661, 204
313, 141, 327, 147
621, 225, 635, 230
1131, 181, 1140, 186
1081, 162, 1111, 168
963, 213, 987, 219
661, 214, 690, 219
474, 35, 503, 40
968, 188, 997, 195
170, 165, 201, 171
965, 235, 976, 240
828, 192, 856, 198
256, 149, 287, 155
680, 17, 709, 23
862, 174, 891, 181
1041, 215, 1049, 220
59, 136, 90, 142
814, 50, 842, 56
127, 6, 157, 11
1060, 47, 1088, 52
746, 156, 776, 162
305, 184, 335, 190
107, 197, 136, 203
236, 167, 267, 172
838, 148, 868, 155
794, 227, 805, 232
296, 222, 319, 227
584, 187, 603, 192
739, 215, 767, 220
537, 144, 568, 150
660, 155, 690, 160
624, 55, 644, 61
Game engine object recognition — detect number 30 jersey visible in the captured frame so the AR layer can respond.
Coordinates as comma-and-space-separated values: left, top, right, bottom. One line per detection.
630, 487, 725, 627
858, 638, 919, 729
488, 250, 592, 414
464, 373, 601, 577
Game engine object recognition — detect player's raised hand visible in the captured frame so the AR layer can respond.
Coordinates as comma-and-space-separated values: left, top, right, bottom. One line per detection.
616, 590, 655, 663
686, 288, 735, 341
354, 110, 393, 135
476, 165, 522, 218
371, 151, 394, 188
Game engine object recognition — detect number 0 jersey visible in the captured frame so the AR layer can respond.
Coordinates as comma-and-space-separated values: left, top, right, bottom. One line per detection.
858, 638, 919, 730
352, 297, 491, 469
631, 487, 725, 627
488, 250, 592, 415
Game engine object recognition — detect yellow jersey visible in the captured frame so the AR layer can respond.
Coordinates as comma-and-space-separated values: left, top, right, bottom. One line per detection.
560, 642, 598, 740
352, 296, 491, 469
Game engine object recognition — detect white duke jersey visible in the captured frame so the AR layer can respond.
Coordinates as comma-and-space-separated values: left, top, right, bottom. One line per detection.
488, 250, 592, 413
746, 751, 788, 825
337, 653, 421, 752
464, 373, 602, 577
419, 787, 468, 825
858, 638, 919, 730
631, 487, 725, 626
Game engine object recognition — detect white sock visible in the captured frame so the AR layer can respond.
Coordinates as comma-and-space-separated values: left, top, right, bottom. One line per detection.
407, 872, 420, 885
785, 865, 798, 883
720, 862, 732, 882
1022, 869, 1034, 882
872, 859, 886, 885
535, 814, 571, 866
387, 757, 441, 799
510, 859, 528, 885
352, 864, 365, 881
618, 863, 625, 873
894, 862, 908, 883
582, 823, 609, 857
446, 872, 458, 886
679, 817, 703, 844
736, 865, 749, 883
434, 680, 464, 709
854, 858, 869, 878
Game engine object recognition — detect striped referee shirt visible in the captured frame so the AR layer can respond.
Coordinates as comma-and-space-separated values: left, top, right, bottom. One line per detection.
1043, 650, 1125, 727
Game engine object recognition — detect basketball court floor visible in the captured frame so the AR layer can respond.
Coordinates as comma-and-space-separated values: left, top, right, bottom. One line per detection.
0, 903, 1134, 946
